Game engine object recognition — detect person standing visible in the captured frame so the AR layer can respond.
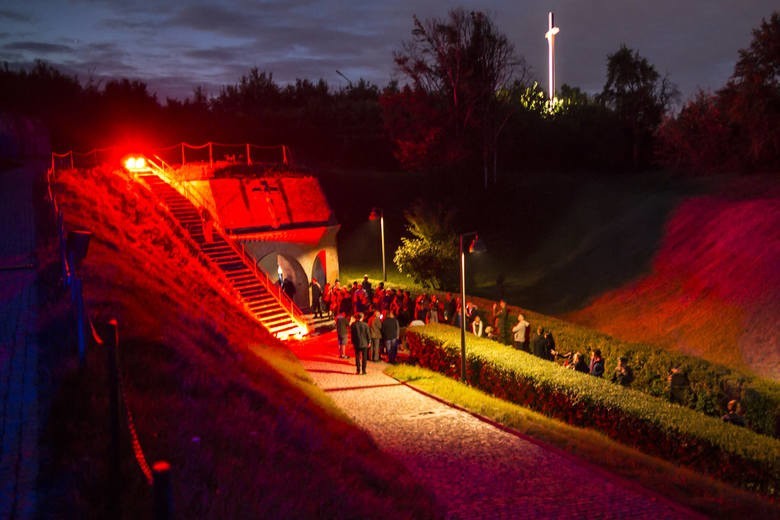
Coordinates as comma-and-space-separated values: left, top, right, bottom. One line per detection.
512, 313, 530, 351
492, 300, 509, 345
335, 312, 349, 359
368, 310, 383, 361
310, 277, 323, 319
350, 312, 371, 375
531, 326, 547, 359
282, 276, 296, 300
381, 310, 401, 364
322, 281, 332, 319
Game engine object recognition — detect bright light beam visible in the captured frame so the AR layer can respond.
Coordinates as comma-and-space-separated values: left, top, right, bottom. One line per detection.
545, 11, 560, 101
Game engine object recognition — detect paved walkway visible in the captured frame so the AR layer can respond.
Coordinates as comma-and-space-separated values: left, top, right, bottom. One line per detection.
0, 163, 41, 519
290, 331, 702, 519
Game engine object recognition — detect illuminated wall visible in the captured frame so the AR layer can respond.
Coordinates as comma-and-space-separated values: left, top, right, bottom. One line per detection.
171, 169, 340, 311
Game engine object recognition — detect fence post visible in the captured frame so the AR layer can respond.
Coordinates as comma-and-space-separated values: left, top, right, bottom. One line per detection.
246, 143, 252, 166
106, 319, 121, 517
153, 461, 173, 520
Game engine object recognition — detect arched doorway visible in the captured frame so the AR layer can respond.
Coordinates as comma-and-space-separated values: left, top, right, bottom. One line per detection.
257, 252, 309, 310
312, 250, 327, 285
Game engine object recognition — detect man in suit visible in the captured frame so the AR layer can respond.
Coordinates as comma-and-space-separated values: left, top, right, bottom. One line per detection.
350, 312, 371, 375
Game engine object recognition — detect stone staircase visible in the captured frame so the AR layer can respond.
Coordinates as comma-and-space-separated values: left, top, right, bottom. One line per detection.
139, 173, 306, 339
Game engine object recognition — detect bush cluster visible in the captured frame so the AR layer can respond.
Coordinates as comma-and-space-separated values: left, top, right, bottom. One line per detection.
405, 324, 780, 496
467, 296, 780, 438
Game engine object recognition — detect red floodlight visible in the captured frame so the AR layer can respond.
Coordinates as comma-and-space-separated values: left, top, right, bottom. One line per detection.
123, 155, 150, 172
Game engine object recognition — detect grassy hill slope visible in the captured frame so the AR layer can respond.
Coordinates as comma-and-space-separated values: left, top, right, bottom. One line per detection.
568, 177, 780, 380
44, 165, 439, 517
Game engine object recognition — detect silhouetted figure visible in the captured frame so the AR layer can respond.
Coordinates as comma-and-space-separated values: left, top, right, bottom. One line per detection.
532, 327, 547, 359
282, 276, 296, 299
568, 352, 589, 374
335, 312, 349, 359
721, 399, 746, 427
200, 207, 213, 243
350, 312, 370, 375
667, 367, 690, 404
310, 277, 323, 318
382, 310, 400, 364
368, 310, 382, 361
611, 356, 634, 386
589, 348, 605, 377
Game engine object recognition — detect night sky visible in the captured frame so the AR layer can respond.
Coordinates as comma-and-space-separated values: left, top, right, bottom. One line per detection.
1, 1, 776, 103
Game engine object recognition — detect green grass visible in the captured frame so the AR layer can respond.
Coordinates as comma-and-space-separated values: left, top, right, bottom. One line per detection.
385, 363, 779, 518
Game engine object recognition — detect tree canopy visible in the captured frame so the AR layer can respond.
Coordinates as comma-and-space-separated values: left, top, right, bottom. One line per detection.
657, 11, 780, 174
385, 8, 526, 187
598, 45, 678, 169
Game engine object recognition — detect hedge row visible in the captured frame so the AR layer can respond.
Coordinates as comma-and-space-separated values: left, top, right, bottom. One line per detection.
466, 295, 780, 438
405, 324, 780, 496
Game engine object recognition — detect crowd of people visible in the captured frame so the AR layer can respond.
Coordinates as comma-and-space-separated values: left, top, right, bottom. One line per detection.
309, 279, 747, 426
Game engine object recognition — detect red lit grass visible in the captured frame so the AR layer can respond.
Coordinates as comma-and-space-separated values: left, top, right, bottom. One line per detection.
570, 179, 780, 381
43, 166, 439, 518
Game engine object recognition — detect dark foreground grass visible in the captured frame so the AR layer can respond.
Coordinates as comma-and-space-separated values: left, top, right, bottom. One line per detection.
39, 165, 440, 518
385, 364, 780, 519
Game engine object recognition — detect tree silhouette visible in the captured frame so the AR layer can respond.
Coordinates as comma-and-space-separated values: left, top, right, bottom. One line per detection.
599, 45, 678, 170
388, 8, 526, 187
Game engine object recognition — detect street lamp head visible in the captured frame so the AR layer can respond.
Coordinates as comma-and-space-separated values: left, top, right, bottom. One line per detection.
468, 235, 487, 254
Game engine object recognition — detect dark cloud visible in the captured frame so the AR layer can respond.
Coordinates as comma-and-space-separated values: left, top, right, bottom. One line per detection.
0, 0, 776, 102
0, 9, 30, 23
3, 41, 73, 54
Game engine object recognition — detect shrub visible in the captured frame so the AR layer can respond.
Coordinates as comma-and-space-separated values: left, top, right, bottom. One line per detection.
468, 295, 780, 438
406, 324, 780, 496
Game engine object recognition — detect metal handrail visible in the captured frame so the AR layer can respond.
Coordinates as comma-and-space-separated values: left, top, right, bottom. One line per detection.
232, 240, 308, 328
142, 158, 307, 335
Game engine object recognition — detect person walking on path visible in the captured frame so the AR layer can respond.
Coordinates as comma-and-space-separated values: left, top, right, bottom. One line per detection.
287, 331, 701, 519
381, 310, 401, 364
350, 312, 370, 374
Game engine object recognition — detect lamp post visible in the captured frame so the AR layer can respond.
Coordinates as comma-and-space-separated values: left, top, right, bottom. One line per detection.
459, 232, 486, 382
369, 207, 386, 282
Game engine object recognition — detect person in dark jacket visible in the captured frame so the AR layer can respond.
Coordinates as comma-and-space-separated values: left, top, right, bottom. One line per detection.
335, 312, 349, 359
611, 356, 634, 386
531, 326, 547, 359
310, 277, 323, 318
381, 310, 401, 364
350, 312, 371, 375
568, 352, 590, 373
589, 348, 605, 377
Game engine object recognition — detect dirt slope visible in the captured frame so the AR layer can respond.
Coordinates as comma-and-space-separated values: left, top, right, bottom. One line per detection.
569, 177, 780, 380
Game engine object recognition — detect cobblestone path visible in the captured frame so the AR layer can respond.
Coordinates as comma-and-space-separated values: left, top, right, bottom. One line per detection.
290, 331, 702, 519
0, 163, 41, 519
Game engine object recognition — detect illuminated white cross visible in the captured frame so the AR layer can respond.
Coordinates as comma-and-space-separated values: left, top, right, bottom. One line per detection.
545, 11, 560, 100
